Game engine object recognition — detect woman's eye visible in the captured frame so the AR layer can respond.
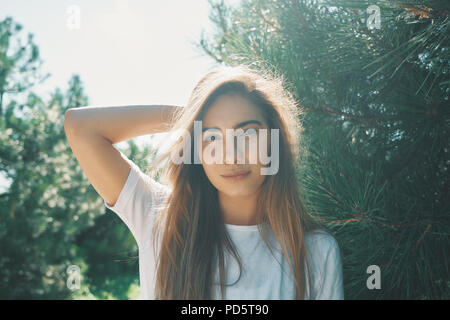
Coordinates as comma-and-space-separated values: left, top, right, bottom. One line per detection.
241, 128, 257, 137
203, 134, 221, 142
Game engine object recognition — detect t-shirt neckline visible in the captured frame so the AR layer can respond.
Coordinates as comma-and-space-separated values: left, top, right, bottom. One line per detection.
224, 222, 264, 231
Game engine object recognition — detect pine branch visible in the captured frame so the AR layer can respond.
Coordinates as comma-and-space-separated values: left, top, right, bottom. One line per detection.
255, 7, 281, 31
298, 102, 394, 125
289, 0, 310, 31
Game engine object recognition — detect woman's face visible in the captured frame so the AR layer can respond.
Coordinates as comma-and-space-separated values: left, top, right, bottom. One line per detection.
198, 94, 269, 197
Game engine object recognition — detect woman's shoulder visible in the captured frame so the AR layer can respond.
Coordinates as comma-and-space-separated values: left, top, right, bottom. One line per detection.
142, 175, 172, 209
135, 165, 172, 201
144, 175, 172, 198
305, 228, 337, 243
304, 229, 344, 299
304, 229, 340, 260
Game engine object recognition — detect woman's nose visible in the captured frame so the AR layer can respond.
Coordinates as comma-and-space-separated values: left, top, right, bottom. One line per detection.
223, 135, 246, 164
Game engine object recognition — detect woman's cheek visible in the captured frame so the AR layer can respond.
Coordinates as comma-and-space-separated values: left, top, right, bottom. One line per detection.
252, 165, 267, 188
202, 164, 223, 189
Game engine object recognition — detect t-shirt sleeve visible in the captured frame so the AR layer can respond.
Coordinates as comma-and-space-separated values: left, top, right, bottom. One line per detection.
104, 151, 171, 248
307, 231, 345, 300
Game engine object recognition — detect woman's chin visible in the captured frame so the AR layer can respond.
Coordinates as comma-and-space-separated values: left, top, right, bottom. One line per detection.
220, 186, 258, 197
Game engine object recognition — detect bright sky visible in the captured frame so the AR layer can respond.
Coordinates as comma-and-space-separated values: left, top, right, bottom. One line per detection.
1, 0, 243, 106
0, 0, 241, 191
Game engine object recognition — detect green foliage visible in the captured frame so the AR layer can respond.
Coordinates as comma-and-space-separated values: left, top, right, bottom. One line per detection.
0, 17, 145, 299
0, 17, 50, 113
75, 212, 140, 300
198, 0, 450, 299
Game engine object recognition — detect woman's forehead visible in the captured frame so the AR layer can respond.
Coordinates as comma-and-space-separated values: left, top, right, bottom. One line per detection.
202, 95, 267, 129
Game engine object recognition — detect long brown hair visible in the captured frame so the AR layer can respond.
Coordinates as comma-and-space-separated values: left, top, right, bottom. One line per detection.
149, 63, 326, 299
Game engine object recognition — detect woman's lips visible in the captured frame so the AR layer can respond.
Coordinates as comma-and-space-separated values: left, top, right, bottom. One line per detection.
221, 171, 251, 181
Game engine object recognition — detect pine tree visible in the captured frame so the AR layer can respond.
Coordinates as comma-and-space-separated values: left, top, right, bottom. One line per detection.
0, 17, 145, 299
196, 0, 450, 299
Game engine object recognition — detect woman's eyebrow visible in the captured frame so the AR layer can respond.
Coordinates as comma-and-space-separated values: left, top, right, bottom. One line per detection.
202, 119, 263, 132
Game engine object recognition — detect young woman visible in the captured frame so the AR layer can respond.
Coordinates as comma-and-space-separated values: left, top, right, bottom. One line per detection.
64, 64, 344, 300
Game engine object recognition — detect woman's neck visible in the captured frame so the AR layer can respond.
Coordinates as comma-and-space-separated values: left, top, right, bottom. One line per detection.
218, 191, 260, 226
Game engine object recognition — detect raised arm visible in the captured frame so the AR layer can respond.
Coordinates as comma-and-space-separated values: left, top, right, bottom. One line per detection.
64, 104, 180, 206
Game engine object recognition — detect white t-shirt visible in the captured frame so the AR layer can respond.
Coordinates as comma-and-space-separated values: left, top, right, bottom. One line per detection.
104, 152, 344, 300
